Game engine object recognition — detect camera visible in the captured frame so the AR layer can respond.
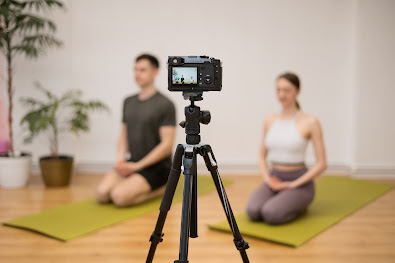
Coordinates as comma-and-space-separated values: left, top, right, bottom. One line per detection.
168, 56, 222, 92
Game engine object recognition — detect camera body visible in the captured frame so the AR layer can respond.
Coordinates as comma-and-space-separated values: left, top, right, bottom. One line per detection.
168, 56, 222, 92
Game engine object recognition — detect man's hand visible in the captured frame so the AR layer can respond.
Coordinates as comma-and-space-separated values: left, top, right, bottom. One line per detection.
268, 176, 296, 191
114, 161, 141, 177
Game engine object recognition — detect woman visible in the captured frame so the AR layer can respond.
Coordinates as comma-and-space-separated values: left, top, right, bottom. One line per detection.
246, 72, 326, 225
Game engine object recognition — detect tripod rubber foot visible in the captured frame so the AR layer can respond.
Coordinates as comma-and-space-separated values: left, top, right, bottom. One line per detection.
234, 239, 250, 251
149, 232, 164, 244
174, 261, 188, 263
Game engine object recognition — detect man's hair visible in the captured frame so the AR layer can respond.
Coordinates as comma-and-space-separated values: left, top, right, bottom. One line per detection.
135, 53, 159, 69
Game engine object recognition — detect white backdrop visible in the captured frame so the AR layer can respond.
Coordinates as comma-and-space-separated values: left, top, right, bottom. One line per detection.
3, 0, 394, 176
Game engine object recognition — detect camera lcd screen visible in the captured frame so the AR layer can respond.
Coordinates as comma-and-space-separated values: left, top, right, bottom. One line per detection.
172, 67, 197, 85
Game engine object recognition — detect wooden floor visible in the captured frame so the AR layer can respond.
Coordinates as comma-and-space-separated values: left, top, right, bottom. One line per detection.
0, 173, 394, 263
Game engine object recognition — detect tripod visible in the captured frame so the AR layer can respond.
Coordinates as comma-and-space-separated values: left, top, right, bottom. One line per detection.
146, 93, 250, 263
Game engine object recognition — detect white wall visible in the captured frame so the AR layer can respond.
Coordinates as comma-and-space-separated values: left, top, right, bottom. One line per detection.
354, 0, 395, 174
2, 0, 394, 176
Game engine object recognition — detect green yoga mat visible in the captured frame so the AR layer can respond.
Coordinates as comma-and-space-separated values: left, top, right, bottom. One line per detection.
4, 175, 231, 241
209, 176, 393, 247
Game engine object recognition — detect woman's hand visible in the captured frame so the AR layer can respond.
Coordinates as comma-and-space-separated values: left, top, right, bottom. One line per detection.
115, 161, 141, 177
268, 176, 296, 191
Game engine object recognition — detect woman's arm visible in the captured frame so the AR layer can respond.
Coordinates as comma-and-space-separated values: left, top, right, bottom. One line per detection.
289, 117, 327, 188
259, 115, 275, 183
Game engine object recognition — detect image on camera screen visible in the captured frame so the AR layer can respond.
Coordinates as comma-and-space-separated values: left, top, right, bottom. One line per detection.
172, 67, 197, 85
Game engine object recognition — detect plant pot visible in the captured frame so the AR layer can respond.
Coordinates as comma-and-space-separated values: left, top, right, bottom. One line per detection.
0, 152, 31, 189
0, 140, 10, 154
39, 155, 74, 187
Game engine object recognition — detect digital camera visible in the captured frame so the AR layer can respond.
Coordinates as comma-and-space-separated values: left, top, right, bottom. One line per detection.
168, 56, 222, 92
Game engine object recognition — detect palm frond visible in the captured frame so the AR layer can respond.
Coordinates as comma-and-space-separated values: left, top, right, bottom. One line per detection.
59, 89, 82, 103
86, 100, 110, 112
34, 81, 56, 100
1, 1, 25, 10
19, 0, 64, 11
21, 34, 62, 48
11, 44, 42, 58
69, 109, 89, 135
20, 106, 54, 143
0, 4, 20, 20
10, 13, 56, 34
70, 100, 110, 112
20, 97, 46, 108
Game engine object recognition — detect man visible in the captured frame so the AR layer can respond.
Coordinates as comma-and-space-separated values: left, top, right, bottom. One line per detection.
96, 54, 176, 207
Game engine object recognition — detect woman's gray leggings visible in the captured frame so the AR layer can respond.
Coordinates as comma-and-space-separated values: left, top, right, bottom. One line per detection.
246, 167, 315, 225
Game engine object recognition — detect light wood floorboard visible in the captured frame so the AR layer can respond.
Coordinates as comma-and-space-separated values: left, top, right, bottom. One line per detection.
0, 173, 394, 263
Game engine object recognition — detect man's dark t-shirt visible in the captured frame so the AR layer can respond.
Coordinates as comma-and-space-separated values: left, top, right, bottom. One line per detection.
122, 91, 176, 166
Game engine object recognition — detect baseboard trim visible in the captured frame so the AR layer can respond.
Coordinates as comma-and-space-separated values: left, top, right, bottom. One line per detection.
30, 161, 395, 178
351, 165, 395, 179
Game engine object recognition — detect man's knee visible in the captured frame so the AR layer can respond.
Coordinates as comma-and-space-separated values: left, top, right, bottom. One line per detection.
110, 188, 129, 207
111, 187, 143, 207
96, 190, 106, 203
96, 170, 120, 203
96, 184, 111, 203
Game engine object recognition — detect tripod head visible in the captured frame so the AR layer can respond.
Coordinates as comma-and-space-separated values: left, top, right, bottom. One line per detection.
179, 92, 211, 145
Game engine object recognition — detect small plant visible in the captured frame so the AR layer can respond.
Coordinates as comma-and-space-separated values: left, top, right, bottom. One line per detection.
20, 82, 109, 158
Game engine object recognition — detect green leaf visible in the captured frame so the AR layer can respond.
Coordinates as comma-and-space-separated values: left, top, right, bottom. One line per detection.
86, 100, 110, 112
60, 90, 81, 103
20, 107, 54, 143
70, 99, 110, 112
19, 0, 64, 11
21, 34, 62, 48
70, 109, 89, 135
34, 81, 56, 100
0, 5, 20, 20
12, 13, 57, 33
11, 44, 41, 58
20, 97, 46, 108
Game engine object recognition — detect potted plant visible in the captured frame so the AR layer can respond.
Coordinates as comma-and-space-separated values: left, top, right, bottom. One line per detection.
20, 83, 109, 187
0, 0, 64, 188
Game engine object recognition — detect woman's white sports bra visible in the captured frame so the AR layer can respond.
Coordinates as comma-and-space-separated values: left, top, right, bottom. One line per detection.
265, 113, 308, 165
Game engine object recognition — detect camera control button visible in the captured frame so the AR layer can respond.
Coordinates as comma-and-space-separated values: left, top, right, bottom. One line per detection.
205, 76, 212, 84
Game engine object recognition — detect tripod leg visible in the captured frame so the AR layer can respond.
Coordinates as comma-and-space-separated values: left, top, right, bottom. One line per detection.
190, 150, 198, 238
176, 146, 197, 263
146, 144, 184, 263
200, 145, 250, 263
